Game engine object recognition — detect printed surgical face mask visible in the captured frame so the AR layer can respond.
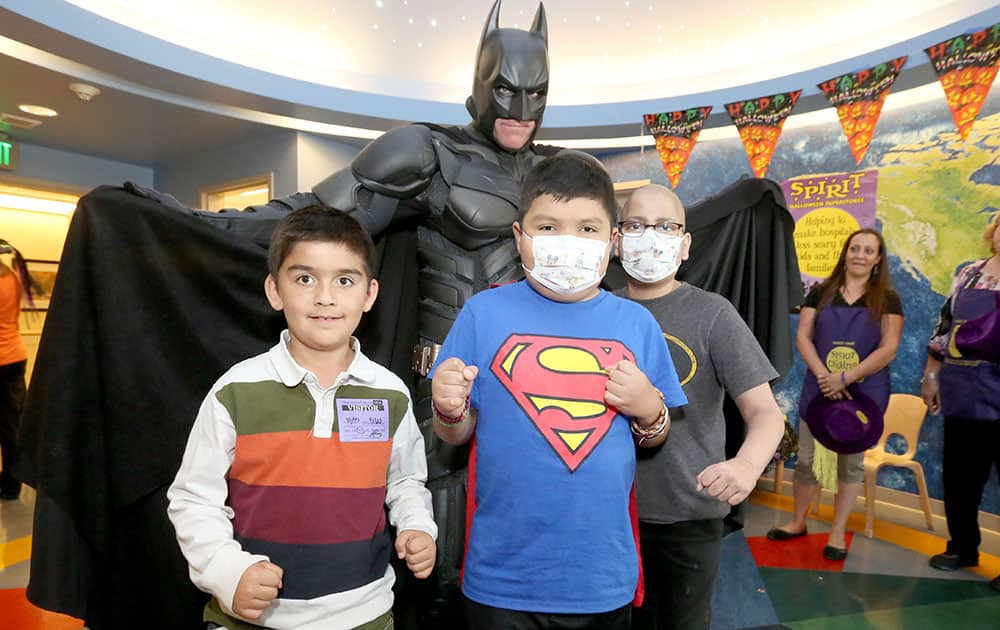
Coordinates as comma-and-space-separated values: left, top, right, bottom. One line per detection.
620, 229, 683, 283
522, 233, 608, 295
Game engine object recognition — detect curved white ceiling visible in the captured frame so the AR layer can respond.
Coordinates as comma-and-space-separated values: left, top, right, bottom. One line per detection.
63, 0, 997, 105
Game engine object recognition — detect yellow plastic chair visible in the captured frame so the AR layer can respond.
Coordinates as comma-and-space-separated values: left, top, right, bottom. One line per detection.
862, 393, 934, 538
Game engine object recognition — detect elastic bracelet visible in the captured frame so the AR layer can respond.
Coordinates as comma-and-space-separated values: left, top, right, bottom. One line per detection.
632, 408, 669, 447
432, 397, 470, 426
630, 404, 669, 440
840, 371, 847, 385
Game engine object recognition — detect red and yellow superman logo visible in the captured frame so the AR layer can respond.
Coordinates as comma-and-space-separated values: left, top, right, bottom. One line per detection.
490, 334, 634, 472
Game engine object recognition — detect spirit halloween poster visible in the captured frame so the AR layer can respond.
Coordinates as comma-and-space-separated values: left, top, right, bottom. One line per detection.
780, 170, 878, 295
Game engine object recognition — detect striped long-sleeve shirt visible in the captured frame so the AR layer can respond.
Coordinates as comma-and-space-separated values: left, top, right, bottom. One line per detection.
168, 331, 435, 629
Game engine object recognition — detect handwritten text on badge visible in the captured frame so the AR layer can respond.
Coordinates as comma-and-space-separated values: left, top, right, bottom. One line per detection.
337, 398, 390, 442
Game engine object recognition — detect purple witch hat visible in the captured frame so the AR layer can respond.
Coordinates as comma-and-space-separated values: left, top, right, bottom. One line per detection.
803, 390, 884, 455
953, 293, 1000, 363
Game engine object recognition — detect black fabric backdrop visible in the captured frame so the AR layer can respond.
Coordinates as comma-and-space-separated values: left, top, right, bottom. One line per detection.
16, 178, 798, 627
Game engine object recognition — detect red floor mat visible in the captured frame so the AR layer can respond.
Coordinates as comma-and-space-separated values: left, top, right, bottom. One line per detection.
0, 588, 83, 630
747, 532, 854, 571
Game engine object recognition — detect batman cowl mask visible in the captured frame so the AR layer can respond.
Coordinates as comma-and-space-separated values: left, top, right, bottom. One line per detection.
465, 1, 549, 151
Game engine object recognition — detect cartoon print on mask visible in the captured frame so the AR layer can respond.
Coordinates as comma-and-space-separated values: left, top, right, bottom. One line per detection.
620, 231, 684, 283
491, 334, 635, 471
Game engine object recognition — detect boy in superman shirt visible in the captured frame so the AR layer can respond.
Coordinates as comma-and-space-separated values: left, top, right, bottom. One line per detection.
168, 206, 436, 629
431, 153, 686, 629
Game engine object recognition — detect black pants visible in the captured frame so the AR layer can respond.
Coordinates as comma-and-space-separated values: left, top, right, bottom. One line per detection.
465, 597, 631, 630
943, 416, 1000, 560
631, 518, 724, 630
0, 359, 26, 496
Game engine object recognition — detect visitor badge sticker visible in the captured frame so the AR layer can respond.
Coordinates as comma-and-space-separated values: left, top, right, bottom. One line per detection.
337, 398, 390, 442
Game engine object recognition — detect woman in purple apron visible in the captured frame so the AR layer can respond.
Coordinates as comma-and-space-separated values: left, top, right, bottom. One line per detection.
768, 229, 903, 560
922, 214, 1000, 592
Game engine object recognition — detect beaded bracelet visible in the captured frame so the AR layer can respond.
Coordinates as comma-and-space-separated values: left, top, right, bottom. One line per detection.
432, 396, 470, 426
631, 407, 669, 446
631, 405, 669, 438
630, 388, 668, 442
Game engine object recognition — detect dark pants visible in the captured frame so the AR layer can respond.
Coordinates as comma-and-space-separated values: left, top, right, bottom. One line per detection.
943, 416, 1000, 561
465, 597, 631, 630
631, 518, 724, 630
0, 359, 26, 497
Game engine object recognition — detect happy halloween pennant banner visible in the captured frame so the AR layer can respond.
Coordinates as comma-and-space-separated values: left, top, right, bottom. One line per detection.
818, 56, 907, 164
724, 91, 800, 178
642, 107, 713, 188
924, 23, 1000, 141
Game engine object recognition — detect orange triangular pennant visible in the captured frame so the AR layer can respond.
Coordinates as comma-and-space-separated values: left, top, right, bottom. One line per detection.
817, 57, 908, 164
724, 91, 801, 178
925, 23, 1000, 141
642, 107, 712, 189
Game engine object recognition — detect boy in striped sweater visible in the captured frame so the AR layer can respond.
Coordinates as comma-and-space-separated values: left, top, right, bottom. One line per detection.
168, 206, 436, 630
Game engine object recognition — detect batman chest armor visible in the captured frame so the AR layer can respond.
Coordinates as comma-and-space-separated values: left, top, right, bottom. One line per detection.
430, 133, 545, 251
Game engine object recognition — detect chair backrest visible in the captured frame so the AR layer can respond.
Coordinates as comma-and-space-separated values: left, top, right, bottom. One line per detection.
870, 393, 927, 459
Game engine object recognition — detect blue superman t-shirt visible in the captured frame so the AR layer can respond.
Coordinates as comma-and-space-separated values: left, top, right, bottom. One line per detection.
432, 280, 685, 614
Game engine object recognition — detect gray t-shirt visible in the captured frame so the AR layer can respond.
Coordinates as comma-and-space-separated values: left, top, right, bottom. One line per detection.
619, 283, 779, 523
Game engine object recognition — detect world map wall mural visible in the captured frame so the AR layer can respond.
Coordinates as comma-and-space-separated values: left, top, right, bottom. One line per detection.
597, 89, 1000, 514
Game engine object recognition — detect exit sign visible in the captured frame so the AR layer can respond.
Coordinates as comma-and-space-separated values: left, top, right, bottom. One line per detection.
0, 138, 15, 171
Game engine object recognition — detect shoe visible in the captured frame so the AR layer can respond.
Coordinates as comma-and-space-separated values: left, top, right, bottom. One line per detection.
991, 575, 1000, 592
766, 527, 807, 541
824, 545, 848, 561
929, 551, 978, 571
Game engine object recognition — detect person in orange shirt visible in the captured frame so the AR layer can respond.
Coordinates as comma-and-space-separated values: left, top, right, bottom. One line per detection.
0, 239, 28, 500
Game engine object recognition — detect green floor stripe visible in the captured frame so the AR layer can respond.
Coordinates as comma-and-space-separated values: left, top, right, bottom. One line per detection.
759, 568, 995, 622
783, 594, 1000, 630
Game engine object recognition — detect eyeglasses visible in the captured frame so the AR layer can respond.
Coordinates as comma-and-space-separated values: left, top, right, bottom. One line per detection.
617, 220, 685, 236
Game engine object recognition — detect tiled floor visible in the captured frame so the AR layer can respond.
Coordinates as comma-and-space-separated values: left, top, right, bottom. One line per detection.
0, 486, 84, 630
1, 485, 997, 629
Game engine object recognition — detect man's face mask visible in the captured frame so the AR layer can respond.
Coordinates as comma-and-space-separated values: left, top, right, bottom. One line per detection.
620, 229, 684, 283
466, 1, 549, 149
523, 233, 609, 295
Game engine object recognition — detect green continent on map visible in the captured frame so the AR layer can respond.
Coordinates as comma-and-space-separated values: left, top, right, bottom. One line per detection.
877, 111, 1000, 295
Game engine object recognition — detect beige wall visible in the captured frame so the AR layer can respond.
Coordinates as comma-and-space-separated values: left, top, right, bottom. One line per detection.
0, 208, 71, 261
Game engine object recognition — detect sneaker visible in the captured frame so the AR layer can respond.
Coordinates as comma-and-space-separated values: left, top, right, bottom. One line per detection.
929, 551, 978, 571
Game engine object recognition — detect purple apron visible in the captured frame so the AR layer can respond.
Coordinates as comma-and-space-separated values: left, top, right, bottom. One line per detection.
799, 302, 890, 418
939, 262, 1000, 420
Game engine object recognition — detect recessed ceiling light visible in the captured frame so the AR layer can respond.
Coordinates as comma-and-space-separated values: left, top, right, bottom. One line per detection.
17, 104, 58, 117
375, 0, 383, 7
430, 18, 438, 27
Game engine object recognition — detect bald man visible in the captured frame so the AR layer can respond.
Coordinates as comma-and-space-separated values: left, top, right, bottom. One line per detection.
616, 185, 784, 630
